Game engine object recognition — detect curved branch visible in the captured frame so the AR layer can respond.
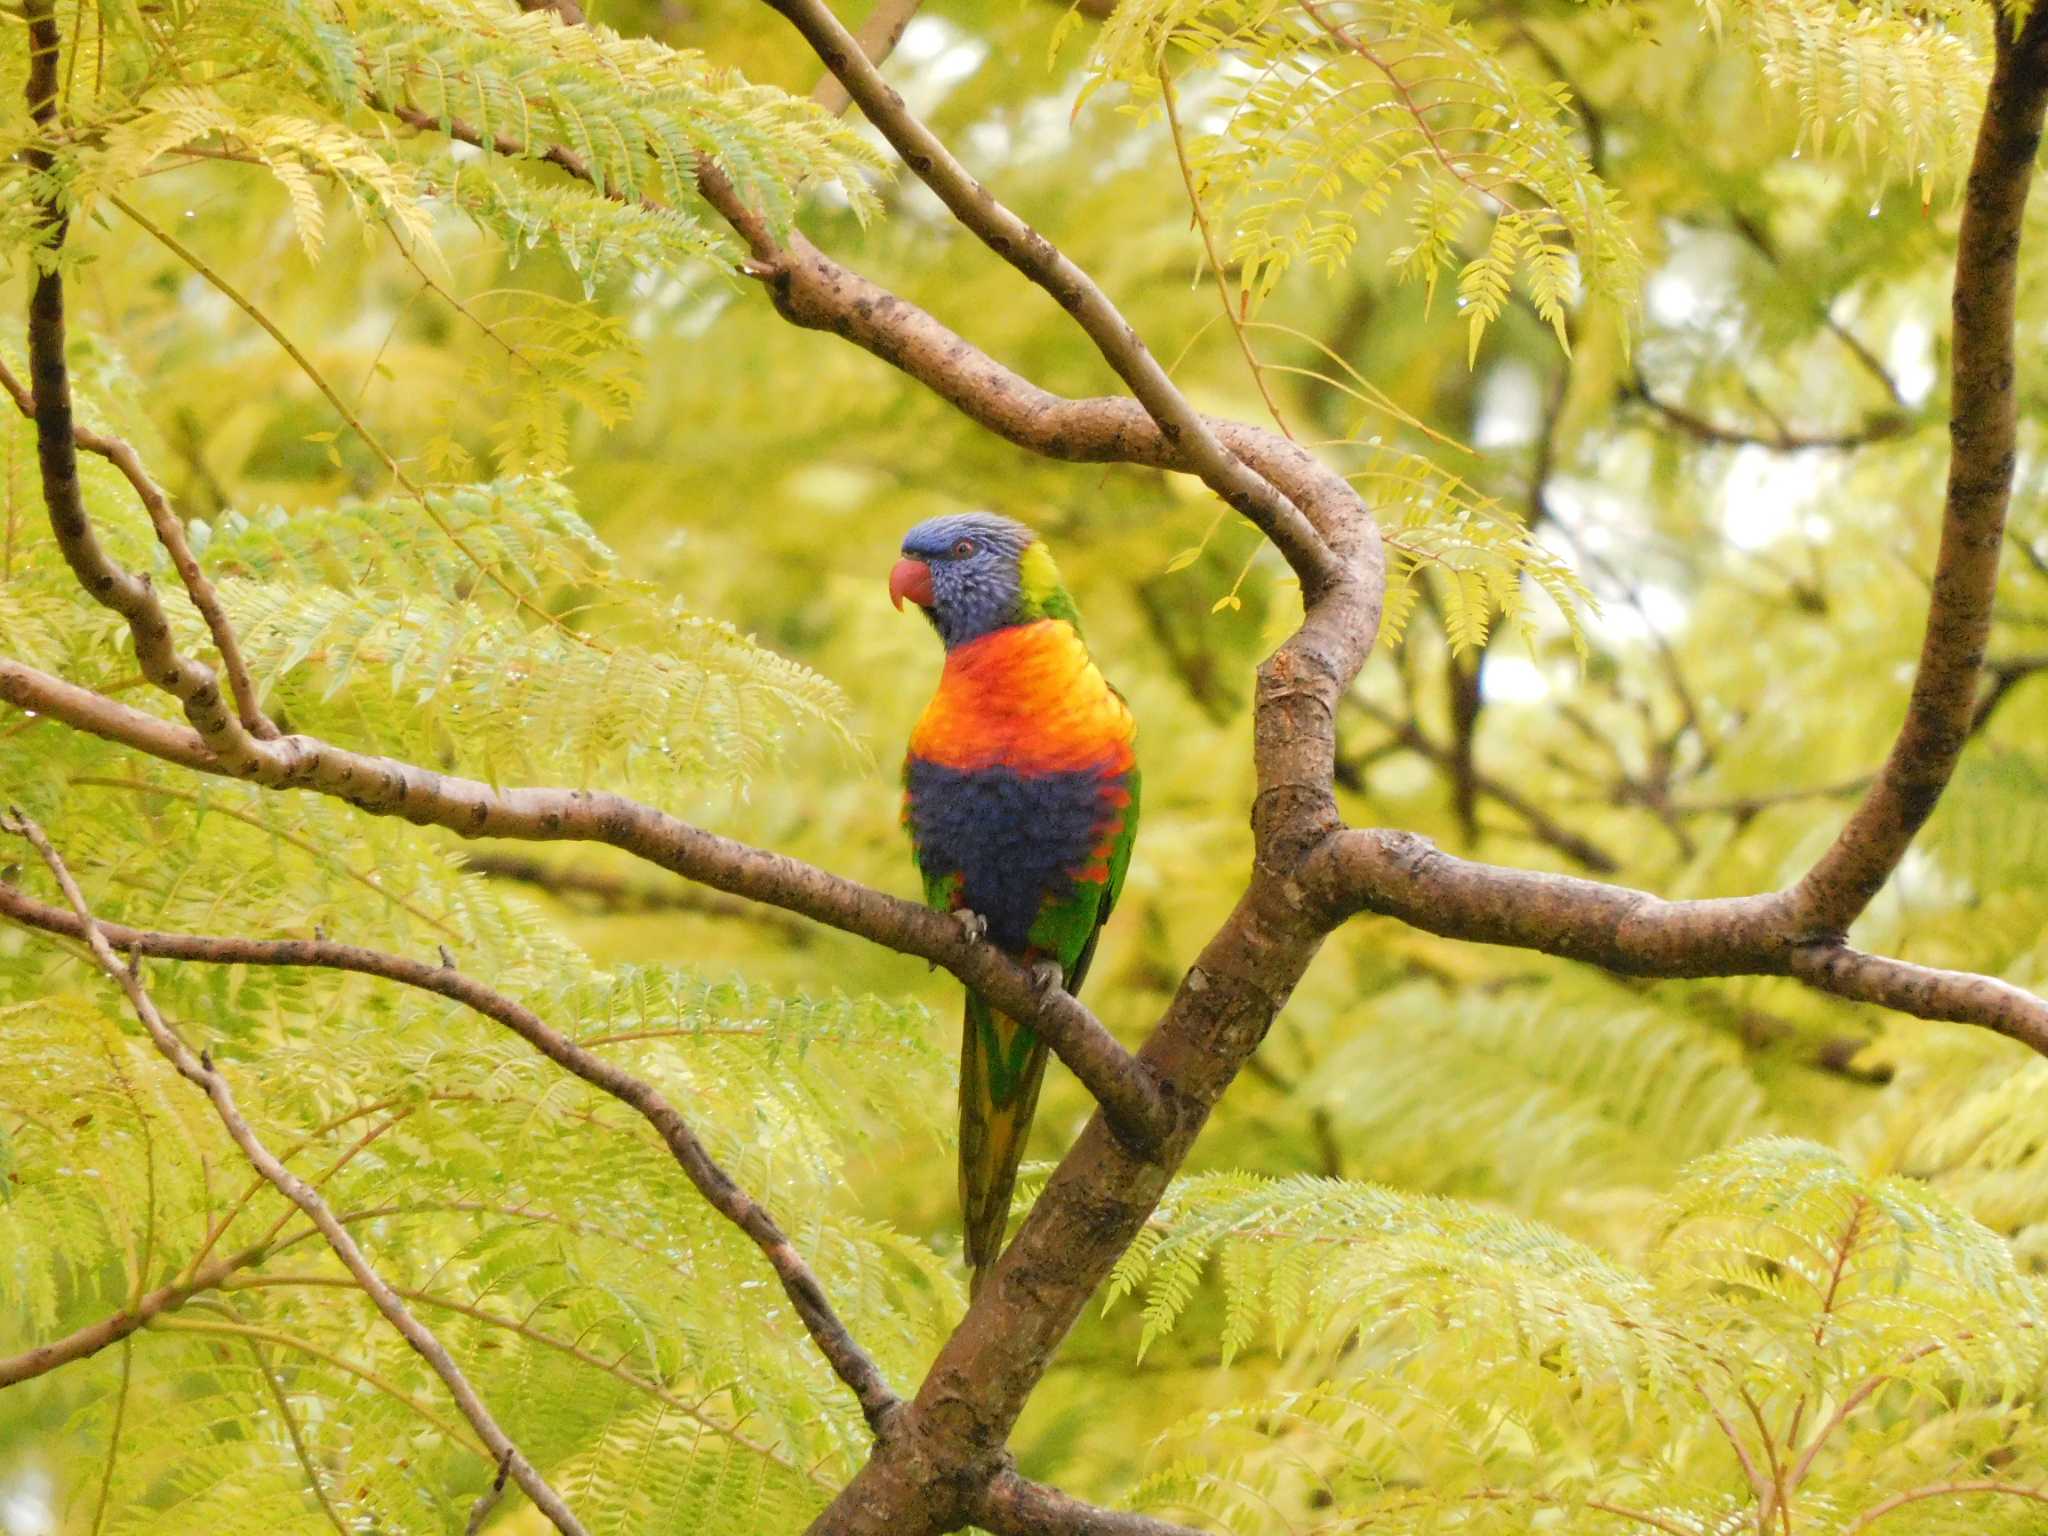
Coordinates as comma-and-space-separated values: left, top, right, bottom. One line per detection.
1789, 14, 2048, 935
4, 811, 588, 1536
1305, 829, 2048, 1051
756, 0, 1339, 591
0, 875, 902, 1429
0, 658, 1168, 1150
19, 2, 262, 772
1787, 943, 2048, 1057
0, 1238, 273, 1388
1839, 1479, 2048, 1536
0, 360, 274, 740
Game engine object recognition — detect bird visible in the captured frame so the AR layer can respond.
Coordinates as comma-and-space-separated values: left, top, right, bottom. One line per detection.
891, 511, 1140, 1295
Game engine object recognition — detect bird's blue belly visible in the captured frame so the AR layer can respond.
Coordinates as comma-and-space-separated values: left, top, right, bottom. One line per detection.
904, 760, 1119, 951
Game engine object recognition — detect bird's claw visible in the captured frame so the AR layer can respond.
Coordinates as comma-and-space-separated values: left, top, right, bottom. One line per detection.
952, 909, 989, 946
1028, 959, 1065, 997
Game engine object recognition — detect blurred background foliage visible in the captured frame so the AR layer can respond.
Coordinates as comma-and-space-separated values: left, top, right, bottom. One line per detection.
3, 0, 2048, 1531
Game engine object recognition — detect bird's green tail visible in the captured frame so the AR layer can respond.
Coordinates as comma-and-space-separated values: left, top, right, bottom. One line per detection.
959, 991, 1050, 1296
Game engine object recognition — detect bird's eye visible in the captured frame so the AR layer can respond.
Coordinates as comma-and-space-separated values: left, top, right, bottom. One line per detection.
952, 538, 976, 559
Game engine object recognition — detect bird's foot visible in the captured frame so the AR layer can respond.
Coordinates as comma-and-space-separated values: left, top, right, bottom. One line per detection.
1028, 958, 1065, 997
952, 908, 989, 946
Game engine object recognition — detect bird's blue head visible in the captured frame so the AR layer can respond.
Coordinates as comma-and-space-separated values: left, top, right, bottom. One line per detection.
889, 512, 1075, 649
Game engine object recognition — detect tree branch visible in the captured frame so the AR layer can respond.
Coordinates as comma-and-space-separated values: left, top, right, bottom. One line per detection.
0, 359, 274, 740
1839, 1479, 2048, 1536
810, 0, 925, 116
19, 1, 265, 772
0, 665, 1171, 1152
0, 1237, 274, 1387
366, 49, 1375, 606
974, 1471, 1212, 1536
1787, 943, 2048, 1057
0, 874, 899, 1427
1347, 700, 1621, 873
2, 811, 589, 1536
753, 0, 1340, 592
1788, 13, 2048, 935
1628, 379, 1911, 453
1304, 829, 2048, 1051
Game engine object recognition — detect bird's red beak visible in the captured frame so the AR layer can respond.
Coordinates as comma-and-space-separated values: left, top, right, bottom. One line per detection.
889, 557, 934, 611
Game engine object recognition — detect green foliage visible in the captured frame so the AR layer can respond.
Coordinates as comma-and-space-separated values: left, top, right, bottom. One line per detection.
0, 730, 954, 1533
1113, 1141, 2048, 1533
1697, 0, 1990, 200
1080, 0, 1643, 352
4, 0, 2048, 1529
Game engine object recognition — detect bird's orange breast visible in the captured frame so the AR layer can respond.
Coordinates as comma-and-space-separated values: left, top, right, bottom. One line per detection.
908, 620, 1136, 776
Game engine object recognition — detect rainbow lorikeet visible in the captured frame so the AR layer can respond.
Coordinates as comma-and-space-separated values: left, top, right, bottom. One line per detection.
890, 513, 1140, 1294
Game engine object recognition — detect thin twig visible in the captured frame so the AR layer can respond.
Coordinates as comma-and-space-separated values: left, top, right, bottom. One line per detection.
465, 1452, 514, 1536
1159, 64, 1295, 440
1838, 1478, 2048, 1536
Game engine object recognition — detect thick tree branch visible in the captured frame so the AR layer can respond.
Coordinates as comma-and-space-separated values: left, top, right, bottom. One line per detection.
754, 0, 1340, 592
974, 1472, 1211, 1535
1786, 943, 2048, 1057
1789, 14, 2048, 935
4, 811, 589, 1536
0, 875, 903, 1428
1304, 829, 2048, 1051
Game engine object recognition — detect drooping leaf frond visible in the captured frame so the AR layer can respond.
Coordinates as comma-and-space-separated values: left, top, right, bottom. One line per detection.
1080, 0, 1643, 353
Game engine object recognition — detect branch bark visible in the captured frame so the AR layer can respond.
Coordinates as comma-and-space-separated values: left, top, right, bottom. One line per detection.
4, 810, 589, 1536
20, 2, 265, 773
0, 359, 274, 740
810, 0, 925, 115
1303, 828, 2048, 1050
1787, 14, 2048, 935
974, 1472, 1212, 1536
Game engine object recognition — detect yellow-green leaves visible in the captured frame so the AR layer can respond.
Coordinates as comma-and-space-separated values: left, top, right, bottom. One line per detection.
1113, 1141, 2048, 1534
1699, 0, 1990, 201
1081, 0, 1643, 360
